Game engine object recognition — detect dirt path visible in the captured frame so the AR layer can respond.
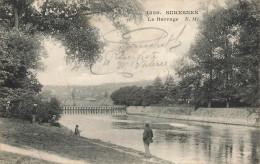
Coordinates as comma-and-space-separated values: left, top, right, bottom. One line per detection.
74, 137, 165, 164
0, 141, 163, 164
0, 143, 89, 164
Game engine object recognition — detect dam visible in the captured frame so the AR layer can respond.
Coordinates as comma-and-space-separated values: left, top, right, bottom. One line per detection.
63, 106, 126, 115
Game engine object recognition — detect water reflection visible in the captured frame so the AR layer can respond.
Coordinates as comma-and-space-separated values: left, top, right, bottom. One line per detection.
59, 115, 259, 164
250, 130, 259, 164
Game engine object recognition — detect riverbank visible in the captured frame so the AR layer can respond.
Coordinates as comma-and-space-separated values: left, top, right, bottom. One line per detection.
127, 106, 260, 127
0, 118, 172, 164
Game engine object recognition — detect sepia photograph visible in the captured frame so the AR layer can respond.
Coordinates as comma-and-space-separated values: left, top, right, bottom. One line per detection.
0, 0, 259, 163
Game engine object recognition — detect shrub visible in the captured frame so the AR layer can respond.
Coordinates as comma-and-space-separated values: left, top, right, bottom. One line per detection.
0, 90, 63, 123
37, 97, 63, 122
0, 88, 39, 119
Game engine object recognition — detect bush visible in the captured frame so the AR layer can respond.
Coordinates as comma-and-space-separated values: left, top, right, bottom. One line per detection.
37, 97, 63, 122
37, 101, 51, 122
0, 88, 39, 119
0, 89, 63, 123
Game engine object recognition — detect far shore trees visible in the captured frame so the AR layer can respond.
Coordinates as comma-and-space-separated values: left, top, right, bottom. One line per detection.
175, 0, 259, 108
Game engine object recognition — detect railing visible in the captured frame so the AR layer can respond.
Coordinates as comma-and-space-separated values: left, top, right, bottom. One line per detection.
62, 106, 126, 115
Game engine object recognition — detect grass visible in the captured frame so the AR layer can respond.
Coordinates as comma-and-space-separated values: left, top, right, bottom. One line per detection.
0, 151, 57, 164
0, 118, 172, 164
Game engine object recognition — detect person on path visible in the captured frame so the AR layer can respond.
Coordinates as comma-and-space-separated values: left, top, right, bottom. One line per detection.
74, 125, 80, 136
143, 123, 153, 158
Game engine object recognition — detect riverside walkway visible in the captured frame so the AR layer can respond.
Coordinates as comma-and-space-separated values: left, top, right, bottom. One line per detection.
0, 143, 89, 164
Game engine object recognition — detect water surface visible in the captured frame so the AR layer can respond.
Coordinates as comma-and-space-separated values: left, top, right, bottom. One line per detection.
59, 115, 259, 164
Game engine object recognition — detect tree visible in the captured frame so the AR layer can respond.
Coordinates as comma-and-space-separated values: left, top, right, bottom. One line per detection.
0, 27, 44, 118
152, 76, 165, 104
110, 86, 144, 106
71, 87, 76, 105
164, 75, 177, 98
230, 0, 259, 107
0, 0, 144, 67
175, 0, 259, 107
174, 56, 204, 106
40, 90, 52, 101
104, 91, 108, 98
141, 85, 154, 106
0, 0, 145, 118
37, 97, 62, 122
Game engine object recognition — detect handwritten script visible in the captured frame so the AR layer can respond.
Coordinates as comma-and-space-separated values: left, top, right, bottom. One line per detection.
91, 25, 186, 77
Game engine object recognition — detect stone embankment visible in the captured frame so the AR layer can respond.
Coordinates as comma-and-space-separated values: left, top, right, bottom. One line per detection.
127, 106, 260, 127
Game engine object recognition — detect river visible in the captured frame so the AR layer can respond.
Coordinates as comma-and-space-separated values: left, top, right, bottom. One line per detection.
59, 114, 259, 164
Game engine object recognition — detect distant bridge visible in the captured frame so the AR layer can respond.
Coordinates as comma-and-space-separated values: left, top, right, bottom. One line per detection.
63, 106, 126, 115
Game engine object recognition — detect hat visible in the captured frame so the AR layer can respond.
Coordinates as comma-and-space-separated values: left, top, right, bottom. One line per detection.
145, 123, 150, 127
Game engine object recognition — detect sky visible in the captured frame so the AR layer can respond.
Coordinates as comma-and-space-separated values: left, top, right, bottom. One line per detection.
37, 0, 204, 86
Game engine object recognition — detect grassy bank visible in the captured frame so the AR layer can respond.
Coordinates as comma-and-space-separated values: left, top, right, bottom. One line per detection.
127, 106, 260, 127
0, 118, 172, 164
0, 151, 56, 164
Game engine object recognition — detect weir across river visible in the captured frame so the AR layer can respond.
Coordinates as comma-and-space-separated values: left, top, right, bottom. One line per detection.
63, 106, 126, 115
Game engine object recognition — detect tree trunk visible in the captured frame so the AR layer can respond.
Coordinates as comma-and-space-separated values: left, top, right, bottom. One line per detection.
226, 100, 230, 108
208, 40, 213, 108
13, 6, 19, 29
208, 69, 212, 108
194, 81, 199, 110
208, 100, 211, 108
224, 32, 232, 108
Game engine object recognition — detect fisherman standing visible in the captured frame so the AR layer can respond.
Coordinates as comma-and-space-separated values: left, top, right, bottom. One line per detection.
143, 123, 153, 158
74, 125, 80, 136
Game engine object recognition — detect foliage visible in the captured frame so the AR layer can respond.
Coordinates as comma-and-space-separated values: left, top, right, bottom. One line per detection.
110, 86, 144, 106
40, 89, 52, 101
0, 87, 38, 119
0, 28, 44, 90
0, 26, 44, 119
111, 76, 181, 106
164, 75, 176, 95
37, 97, 63, 122
110, 1, 260, 108
0, 87, 62, 122
0, 0, 144, 67
71, 87, 76, 101
175, 0, 259, 107
152, 76, 165, 104
0, 0, 144, 118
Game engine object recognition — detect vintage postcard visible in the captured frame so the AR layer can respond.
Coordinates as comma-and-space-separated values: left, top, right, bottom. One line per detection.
0, 0, 259, 163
